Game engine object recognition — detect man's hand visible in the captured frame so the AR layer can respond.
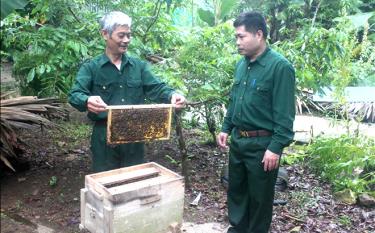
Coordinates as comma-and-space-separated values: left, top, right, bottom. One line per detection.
262, 149, 280, 171
171, 93, 186, 109
217, 132, 229, 150
87, 96, 107, 114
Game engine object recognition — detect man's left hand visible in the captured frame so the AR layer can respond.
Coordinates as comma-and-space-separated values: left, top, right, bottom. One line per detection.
262, 149, 280, 171
171, 93, 186, 109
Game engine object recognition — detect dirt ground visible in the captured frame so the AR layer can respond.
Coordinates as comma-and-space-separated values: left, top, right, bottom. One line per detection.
1, 111, 374, 233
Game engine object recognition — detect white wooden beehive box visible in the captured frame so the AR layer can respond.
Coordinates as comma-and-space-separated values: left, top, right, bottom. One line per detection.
80, 162, 184, 233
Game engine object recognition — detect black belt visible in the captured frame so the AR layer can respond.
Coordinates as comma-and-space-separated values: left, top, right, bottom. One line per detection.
238, 129, 272, 137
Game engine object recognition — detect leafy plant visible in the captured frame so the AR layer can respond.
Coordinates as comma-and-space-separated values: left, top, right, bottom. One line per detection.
1, 1, 103, 98
307, 135, 375, 195
197, 0, 238, 26
177, 22, 238, 141
281, 145, 307, 165
337, 214, 352, 227
49, 176, 57, 186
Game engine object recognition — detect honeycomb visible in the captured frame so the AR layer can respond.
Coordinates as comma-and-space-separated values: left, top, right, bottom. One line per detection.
107, 104, 172, 144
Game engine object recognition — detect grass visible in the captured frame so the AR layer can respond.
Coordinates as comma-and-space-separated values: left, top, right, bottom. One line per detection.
337, 214, 352, 227
50, 121, 92, 149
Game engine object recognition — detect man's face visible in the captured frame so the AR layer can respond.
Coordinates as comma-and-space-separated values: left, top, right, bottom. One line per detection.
102, 25, 131, 55
235, 25, 262, 58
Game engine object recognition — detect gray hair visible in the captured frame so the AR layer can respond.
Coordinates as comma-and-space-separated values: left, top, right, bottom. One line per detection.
99, 11, 132, 35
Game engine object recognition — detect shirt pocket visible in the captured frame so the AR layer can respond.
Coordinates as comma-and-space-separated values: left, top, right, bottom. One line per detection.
251, 84, 272, 108
230, 79, 241, 100
126, 78, 144, 104
92, 79, 118, 104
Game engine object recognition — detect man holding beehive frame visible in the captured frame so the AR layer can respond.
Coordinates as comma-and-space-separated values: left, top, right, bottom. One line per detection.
69, 11, 185, 172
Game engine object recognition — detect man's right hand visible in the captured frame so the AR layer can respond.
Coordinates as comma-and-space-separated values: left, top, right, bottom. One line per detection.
217, 132, 229, 150
87, 96, 107, 114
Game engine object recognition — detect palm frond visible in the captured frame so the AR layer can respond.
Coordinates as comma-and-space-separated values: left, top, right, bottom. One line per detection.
0, 92, 65, 171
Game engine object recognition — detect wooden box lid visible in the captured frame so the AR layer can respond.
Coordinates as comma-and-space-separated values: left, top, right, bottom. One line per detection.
85, 162, 183, 203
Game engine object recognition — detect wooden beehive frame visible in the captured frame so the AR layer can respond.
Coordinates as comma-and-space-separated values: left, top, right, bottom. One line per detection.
106, 104, 173, 144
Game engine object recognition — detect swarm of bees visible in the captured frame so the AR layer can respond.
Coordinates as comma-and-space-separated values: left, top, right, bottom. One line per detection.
107, 104, 173, 144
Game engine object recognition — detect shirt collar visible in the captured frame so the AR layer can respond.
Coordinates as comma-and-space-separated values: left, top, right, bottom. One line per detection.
98, 54, 134, 67
246, 46, 270, 67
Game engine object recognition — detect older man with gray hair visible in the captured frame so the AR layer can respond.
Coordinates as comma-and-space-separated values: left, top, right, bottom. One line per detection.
69, 11, 185, 172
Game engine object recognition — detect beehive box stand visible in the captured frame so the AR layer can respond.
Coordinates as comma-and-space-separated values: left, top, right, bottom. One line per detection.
80, 162, 184, 233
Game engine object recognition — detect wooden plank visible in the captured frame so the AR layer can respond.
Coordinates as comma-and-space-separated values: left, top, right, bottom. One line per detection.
103, 206, 113, 233
85, 163, 183, 201
106, 105, 173, 144
106, 104, 173, 110
86, 176, 109, 199
108, 175, 176, 197
149, 162, 183, 178
88, 163, 154, 180
79, 188, 87, 231
96, 167, 160, 187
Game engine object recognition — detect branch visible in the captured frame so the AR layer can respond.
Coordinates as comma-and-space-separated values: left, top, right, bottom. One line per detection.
186, 92, 229, 107
142, 0, 163, 43
311, 0, 322, 28
174, 112, 190, 188
68, 6, 81, 23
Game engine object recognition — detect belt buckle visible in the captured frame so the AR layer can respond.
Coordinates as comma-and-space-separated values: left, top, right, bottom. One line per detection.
240, 130, 250, 137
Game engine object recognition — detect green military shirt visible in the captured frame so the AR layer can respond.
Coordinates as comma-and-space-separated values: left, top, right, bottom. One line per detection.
69, 54, 175, 121
222, 47, 295, 155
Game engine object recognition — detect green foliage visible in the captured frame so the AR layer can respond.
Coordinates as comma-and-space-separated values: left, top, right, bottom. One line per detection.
1, 0, 103, 98
49, 176, 58, 186
1, 0, 184, 98
164, 154, 180, 166
51, 121, 91, 149
274, 25, 353, 94
350, 24, 375, 86
281, 145, 307, 165
337, 214, 352, 227
197, 0, 238, 26
178, 22, 237, 102
307, 135, 375, 195
177, 22, 238, 139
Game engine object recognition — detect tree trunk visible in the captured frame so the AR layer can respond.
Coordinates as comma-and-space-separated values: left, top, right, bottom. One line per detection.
174, 111, 190, 189
204, 104, 217, 144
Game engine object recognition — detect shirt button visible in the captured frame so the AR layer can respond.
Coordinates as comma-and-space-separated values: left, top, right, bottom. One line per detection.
243, 81, 247, 85
248, 66, 251, 70
120, 85, 123, 88
121, 99, 125, 102
102, 86, 106, 90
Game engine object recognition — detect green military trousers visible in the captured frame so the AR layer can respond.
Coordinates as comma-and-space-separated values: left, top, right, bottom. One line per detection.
227, 128, 279, 233
90, 123, 145, 172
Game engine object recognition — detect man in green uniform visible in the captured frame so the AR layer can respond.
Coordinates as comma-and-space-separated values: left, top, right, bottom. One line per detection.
217, 12, 295, 233
69, 11, 185, 172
